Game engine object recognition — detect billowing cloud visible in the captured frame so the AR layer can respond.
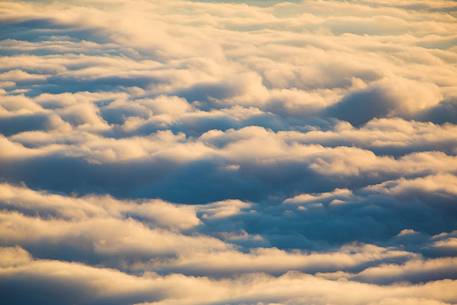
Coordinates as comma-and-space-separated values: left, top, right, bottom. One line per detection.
0, 0, 456, 304
326, 77, 442, 125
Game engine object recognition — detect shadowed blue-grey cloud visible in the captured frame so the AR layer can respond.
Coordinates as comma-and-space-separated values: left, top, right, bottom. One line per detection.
326, 86, 397, 126
28, 75, 157, 95
420, 97, 457, 124
0, 113, 61, 136
0, 18, 109, 44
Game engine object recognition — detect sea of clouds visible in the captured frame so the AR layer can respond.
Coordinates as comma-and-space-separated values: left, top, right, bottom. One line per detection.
0, 0, 457, 304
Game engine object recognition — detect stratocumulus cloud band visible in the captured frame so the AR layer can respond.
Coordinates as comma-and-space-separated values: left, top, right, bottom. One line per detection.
0, 0, 457, 304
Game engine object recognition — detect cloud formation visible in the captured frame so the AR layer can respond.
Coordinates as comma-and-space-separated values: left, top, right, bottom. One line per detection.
0, 0, 456, 304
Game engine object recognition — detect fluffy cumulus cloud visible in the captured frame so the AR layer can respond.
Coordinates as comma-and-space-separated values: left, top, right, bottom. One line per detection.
0, 0, 457, 304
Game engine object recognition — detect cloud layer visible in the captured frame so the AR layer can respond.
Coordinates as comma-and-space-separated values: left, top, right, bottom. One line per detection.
0, 0, 457, 304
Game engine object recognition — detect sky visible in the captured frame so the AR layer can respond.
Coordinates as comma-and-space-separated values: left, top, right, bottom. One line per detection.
0, 0, 457, 304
